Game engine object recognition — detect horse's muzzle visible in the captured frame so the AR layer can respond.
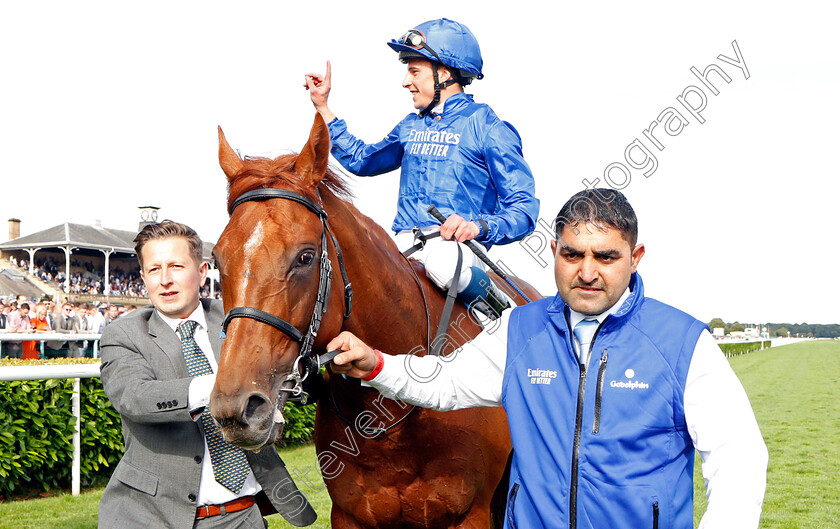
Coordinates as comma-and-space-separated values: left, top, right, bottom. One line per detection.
212, 389, 288, 450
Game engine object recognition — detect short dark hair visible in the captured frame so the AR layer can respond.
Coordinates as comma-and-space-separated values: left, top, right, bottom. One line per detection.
134, 220, 203, 270
554, 188, 638, 246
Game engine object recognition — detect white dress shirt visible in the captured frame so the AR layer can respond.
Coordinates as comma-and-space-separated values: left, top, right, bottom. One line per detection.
157, 305, 260, 507
369, 289, 768, 529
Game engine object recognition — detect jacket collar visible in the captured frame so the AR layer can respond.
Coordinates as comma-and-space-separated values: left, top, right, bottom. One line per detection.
547, 273, 645, 333
428, 92, 472, 117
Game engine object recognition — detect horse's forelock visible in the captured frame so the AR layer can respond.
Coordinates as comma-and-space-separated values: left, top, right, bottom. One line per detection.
226, 152, 352, 214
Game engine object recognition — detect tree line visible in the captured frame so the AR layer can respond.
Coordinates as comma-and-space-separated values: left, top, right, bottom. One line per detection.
707, 319, 840, 338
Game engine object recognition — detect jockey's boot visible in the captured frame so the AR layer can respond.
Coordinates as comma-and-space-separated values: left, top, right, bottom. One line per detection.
470, 281, 511, 320
457, 267, 511, 321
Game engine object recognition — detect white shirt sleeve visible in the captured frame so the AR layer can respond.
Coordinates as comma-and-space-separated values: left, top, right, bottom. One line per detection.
367, 310, 511, 410
187, 374, 216, 418
685, 331, 768, 529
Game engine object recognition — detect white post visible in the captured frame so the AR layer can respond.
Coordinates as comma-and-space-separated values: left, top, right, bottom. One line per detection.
63, 246, 73, 294
72, 377, 81, 496
27, 248, 36, 275
102, 249, 113, 299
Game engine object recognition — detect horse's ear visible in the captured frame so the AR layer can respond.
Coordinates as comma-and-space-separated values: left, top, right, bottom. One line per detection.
218, 126, 244, 180
294, 113, 330, 186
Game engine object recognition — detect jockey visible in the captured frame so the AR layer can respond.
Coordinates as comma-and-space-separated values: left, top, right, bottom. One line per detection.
305, 18, 539, 319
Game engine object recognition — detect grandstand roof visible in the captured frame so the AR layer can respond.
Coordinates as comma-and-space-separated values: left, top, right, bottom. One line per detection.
0, 222, 214, 259
0, 268, 43, 299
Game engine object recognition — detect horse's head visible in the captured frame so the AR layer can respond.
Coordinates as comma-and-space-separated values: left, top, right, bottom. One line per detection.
211, 114, 348, 449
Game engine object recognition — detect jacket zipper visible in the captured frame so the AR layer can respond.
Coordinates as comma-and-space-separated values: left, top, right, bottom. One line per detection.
569, 360, 586, 529
653, 501, 659, 529
593, 349, 608, 434
569, 317, 604, 529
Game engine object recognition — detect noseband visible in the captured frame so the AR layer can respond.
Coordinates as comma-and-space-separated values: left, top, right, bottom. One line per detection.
220, 188, 353, 401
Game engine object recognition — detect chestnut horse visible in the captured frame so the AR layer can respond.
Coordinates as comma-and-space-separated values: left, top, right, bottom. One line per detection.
211, 114, 539, 528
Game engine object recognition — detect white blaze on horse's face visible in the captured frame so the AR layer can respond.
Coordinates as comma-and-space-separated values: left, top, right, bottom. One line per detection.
243, 221, 265, 254
241, 220, 265, 285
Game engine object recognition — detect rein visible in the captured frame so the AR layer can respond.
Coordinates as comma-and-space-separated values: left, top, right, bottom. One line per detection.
221, 188, 353, 402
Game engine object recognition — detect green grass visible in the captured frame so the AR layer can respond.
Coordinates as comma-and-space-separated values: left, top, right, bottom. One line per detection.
0, 444, 332, 529
1, 340, 839, 528
267, 444, 332, 529
0, 490, 100, 529
693, 340, 840, 528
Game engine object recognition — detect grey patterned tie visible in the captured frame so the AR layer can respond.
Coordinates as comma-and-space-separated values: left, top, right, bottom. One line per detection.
178, 320, 250, 493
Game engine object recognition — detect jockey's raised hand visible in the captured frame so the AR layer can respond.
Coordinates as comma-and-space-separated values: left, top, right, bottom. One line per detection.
439, 213, 481, 243
304, 60, 336, 123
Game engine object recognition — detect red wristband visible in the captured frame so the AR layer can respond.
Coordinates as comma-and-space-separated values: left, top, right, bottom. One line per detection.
362, 349, 385, 381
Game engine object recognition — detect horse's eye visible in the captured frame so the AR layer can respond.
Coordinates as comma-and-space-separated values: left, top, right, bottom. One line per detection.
297, 251, 316, 267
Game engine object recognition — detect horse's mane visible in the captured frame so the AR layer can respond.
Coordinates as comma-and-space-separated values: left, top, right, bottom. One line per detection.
226, 152, 352, 213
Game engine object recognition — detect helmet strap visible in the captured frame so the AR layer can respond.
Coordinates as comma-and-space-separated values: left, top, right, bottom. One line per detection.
420, 66, 441, 117
420, 65, 458, 117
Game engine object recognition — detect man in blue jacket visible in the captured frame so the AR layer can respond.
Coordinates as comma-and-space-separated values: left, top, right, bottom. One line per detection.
305, 18, 539, 319
326, 189, 768, 529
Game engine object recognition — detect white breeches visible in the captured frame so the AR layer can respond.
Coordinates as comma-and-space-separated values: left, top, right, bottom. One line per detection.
394, 228, 486, 291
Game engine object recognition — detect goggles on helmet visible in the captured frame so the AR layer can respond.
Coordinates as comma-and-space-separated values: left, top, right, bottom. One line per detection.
400, 30, 426, 48
398, 29, 444, 63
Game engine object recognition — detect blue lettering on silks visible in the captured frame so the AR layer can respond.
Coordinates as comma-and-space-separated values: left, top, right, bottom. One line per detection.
406, 128, 460, 158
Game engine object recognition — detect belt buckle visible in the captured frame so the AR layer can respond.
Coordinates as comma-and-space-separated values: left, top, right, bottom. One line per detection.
197, 505, 210, 519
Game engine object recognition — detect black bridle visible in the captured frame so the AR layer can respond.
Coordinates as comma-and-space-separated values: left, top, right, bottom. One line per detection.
220, 188, 353, 401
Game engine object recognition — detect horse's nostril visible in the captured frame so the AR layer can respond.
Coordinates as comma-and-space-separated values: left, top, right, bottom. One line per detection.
244, 393, 271, 423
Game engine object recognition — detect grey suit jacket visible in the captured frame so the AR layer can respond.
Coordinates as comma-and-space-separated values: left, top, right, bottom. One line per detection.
98, 298, 316, 528
46, 313, 80, 350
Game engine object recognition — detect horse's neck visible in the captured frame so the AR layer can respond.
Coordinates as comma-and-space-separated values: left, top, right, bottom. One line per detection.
321, 190, 434, 353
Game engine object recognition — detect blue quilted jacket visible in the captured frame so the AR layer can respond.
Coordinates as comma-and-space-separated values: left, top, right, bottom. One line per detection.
328, 93, 539, 246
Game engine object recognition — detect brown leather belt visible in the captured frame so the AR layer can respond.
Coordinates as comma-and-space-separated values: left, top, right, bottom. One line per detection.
195, 495, 255, 519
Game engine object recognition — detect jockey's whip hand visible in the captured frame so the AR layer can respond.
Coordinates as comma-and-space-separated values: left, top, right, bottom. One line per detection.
427, 205, 533, 303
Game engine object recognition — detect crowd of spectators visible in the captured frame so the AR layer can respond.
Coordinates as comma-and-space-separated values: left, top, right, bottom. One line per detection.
65, 268, 147, 297
6, 256, 220, 298
0, 295, 140, 358
1, 252, 221, 359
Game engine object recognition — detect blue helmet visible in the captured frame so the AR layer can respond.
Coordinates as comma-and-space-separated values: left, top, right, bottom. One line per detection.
388, 18, 484, 85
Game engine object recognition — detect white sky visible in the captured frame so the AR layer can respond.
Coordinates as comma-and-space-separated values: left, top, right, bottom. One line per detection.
2, 1, 838, 324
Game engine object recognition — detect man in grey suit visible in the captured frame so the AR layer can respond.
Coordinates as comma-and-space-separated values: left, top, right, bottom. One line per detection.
99, 221, 316, 528
46, 302, 82, 357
